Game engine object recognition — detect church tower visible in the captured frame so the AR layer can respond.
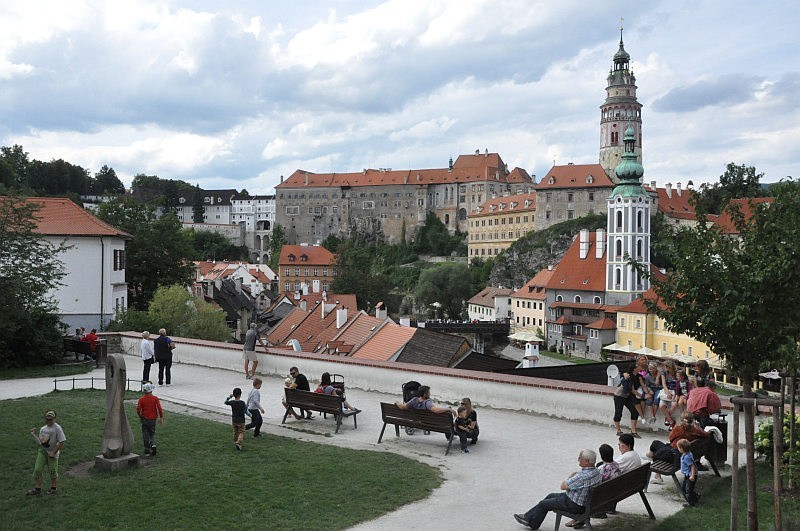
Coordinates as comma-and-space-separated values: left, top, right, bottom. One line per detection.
599, 27, 642, 183
606, 124, 650, 306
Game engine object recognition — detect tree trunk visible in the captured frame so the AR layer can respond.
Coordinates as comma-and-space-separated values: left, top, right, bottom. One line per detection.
743, 380, 758, 531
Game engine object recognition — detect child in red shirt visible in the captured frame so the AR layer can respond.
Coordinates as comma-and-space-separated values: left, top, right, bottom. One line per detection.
136, 383, 164, 456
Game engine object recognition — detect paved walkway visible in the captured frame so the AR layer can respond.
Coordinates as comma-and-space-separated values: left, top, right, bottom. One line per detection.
1, 355, 734, 530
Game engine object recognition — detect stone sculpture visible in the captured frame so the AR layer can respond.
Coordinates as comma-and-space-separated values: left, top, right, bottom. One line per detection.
101, 353, 134, 458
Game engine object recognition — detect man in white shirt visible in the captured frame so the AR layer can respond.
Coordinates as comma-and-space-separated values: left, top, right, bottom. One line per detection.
140, 331, 155, 383
617, 433, 642, 472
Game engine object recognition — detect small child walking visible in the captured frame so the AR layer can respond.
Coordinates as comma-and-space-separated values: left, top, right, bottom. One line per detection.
245, 378, 265, 438
225, 388, 247, 450
136, 383, 164, 456
677, 438, 699, 506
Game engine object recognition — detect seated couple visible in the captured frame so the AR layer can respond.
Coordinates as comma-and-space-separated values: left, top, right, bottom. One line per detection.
315, 372, 359, 412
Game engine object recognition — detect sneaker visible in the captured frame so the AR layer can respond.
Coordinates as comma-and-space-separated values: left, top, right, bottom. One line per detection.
26, 489, 42, 496
513, 514, 530, 527
651, 477, 664, 484
235, 443, 242, 451
44, 488, 58, 496
462, 447, 469, 453
616, 430, 625, 436
150, 446, 157, 456
631, 432, 642, 439
649, 417, 656, 425
253, 433, 262, 438
664, 419, 671, 426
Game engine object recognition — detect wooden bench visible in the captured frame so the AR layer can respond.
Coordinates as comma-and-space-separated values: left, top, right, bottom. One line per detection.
553, 463, 655, 531
377, 402, 455, 455
63, 338, 94, 360
281, 388, 358, 434
650, 440, 720, 501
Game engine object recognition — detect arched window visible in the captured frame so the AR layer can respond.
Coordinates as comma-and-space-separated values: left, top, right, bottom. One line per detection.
615, 239, 623, 258
616, 211, 623, 230
615, 268, 621, 287
444, 214, 450, 225
636, 239, 643, 258
637, 210, 643, 231
593, 296, 601, 304
556, 295, 563, 302
574, 295, 582, 303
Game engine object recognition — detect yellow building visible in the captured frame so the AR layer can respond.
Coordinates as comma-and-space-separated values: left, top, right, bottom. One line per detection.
510, 267, 554, 340
467, 191, 536, 259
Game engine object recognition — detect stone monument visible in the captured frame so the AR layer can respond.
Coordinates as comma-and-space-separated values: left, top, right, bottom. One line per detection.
94, 353, 140, 471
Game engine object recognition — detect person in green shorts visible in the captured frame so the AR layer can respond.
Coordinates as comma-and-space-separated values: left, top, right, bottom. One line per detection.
27, 410, 66, 496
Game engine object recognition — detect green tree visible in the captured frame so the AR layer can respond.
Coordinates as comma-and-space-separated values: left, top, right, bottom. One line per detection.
0, 144, 29, 190
267, 224, 287, 271
694, 162, 765, 214
27, 159, 91, 196
192, 185, 204, 223
469, 256, 494, 293
187, 229, 248, 261
147, 285, 195, 336
185, 298, 232, 341
414, 262, 471, 319
0, 196, 68, 367
332, 239, 391, 312
413, 212, 466, 256
96, 197, 195, 310
93, 165, 125, 195
637, 187, 800, 529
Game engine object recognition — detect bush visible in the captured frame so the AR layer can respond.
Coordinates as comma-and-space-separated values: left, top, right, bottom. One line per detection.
754, 413, 800, 486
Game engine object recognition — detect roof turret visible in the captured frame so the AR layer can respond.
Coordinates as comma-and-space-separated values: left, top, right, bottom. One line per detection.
609, 125, 646, 199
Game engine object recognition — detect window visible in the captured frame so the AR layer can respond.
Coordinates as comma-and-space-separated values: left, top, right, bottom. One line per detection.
567, 193, 574, 202
294, 268, 299, 276
363, 201, 374, 209
635, 319, 641, 329
313, 268, 318, 276
285, 206, 300, 216
688, 346, 693, 356
284, 282, 291, 291
593, 296, 601, 304
304, 268, 309, 276
620, 317, 626, 327
574, 295, 581, 303
674, 344, 679, 354
113, 249, 126, 271
654, 320, 659, 330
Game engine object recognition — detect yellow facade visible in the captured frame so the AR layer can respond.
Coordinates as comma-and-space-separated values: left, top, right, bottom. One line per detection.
468, 192, 536, 259
616, 310, 714, 360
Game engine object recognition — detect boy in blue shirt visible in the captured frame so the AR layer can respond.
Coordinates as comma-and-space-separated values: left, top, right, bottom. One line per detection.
677, 438, 699, 506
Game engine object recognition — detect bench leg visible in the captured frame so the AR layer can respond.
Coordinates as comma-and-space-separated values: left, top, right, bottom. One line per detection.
395, 425, 400, 437
554, 513, 562, 530
352, 413, 357, 430
670, 474, 687, 501
638, 490, 656, 519
281, 409, 289, 425
334, 414, 342, 434
444, 431, 454, 456
378, 422, 388, 444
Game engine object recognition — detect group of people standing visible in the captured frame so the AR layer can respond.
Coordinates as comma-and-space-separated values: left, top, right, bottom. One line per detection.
140, 328, 176, 385
613, 355, 719, 438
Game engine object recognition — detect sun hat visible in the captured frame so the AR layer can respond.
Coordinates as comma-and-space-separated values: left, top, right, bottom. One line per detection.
142, 383, 155, 393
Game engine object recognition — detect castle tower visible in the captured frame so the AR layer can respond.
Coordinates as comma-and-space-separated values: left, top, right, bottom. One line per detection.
599, 27, 642, 183
606, 124, 650, 306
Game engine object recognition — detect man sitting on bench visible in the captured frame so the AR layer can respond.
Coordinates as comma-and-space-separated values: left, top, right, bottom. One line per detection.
514, 449, 602, 530
395, 385, 454, 415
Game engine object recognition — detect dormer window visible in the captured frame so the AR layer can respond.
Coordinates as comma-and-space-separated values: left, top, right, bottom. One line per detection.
548, 176, 556, 185
300, 255, 308, 262
586, 175, 594, 184
288, 254, 296, 262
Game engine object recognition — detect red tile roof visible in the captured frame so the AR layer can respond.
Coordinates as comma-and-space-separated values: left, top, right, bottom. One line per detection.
276, 153, 532, 189
546, 231, 607, 292
644, 186, 697, 220
279, 245, 335, 266
351, 323, 416, 361
714, 197, 773, 234
535, 164, 614, 190
470, 191, 536, 218
512, 267, 556, 300
19, 197, 131, 238
468, 287, 514, 306
586, 317, 617, 330
331, 312, 386, 352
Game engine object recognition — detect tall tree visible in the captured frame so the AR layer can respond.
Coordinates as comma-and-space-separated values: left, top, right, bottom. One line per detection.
637, 186, 800, 529
96, 197, 195, 310
267, 224, 287, 271
415, 262, 471, 319
93, 165, 125, 195
192, 185, 204, 223
695, 162, 765, 214
0, 196, 68, 366
0, 144, 30, 189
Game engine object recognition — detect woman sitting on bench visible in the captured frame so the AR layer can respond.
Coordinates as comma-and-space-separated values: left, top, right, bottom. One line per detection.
315, 372, 359, 411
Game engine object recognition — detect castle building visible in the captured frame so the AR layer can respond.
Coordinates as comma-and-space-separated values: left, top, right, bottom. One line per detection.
599, 28, 642, 182
533, 163, 614, 231
274, 152, 534, 245
467, 191, 536, 259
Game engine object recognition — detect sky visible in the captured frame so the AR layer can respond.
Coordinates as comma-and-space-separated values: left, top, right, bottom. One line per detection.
1, 1, 797, 194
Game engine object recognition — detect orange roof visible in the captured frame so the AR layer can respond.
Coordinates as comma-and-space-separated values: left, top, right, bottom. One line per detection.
351, 323, 416, 361
512, 267, 556, 300
646, 186, 697, 220
468, 287, 514, 306
535, 164, 613, 190
276, 153, 533, 189
331, 312, 386, 351
618, 288, 667, 314
546, 231, 606, 292
266, 308, 308, 346
586, 317, 617, 330
714, 197, 773, 234
279, 245, 335, 266
469, 191, 536, 218
18, 197, 131, 238
283, 292, 357, 310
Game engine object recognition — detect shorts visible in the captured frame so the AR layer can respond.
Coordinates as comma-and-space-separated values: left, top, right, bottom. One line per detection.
33, 450, 59, 479
647, 389, 662, 407
243, 350, 258, 362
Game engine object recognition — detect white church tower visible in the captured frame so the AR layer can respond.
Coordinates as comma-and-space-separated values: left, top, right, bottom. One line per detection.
606, 124, 650, 306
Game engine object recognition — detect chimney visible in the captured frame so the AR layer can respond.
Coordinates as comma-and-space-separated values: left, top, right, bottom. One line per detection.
596, 228, 606, 258
280, 175, 284, 183
375, 305, 387, 320
299, 299, 307, 311
336, 307, 348, 329
495, 170, 500, 180
579, 229, 590, 259
676, 182, 682, 196
665, 183, 672, 198
650, 180, 656, 190
293, 290, 300, 300
399, 317, 411, 327
305, 174, 308, 186
321, 303, 326, 319
322, 290, 327, 301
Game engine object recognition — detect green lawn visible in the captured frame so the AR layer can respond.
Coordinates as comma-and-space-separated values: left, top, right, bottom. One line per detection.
541, 350, 598, 365
649, 462, 800, 530
0, 362, 94, 380
1, 390, 442, 530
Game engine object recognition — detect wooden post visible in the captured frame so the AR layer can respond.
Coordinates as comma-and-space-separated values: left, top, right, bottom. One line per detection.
773, 406, 782, 530
731, 403, 739, 531
790, 373, 797, 490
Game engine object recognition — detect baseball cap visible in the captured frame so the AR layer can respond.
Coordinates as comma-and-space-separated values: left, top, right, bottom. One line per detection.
45, 411, 56, 419
142, 383, 155, 393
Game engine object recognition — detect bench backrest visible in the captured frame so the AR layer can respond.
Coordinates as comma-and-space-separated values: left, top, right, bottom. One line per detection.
380, 402, 454, 433
284, 387, 343, 413
590, 463, 651, 511
64, 338, 93, 353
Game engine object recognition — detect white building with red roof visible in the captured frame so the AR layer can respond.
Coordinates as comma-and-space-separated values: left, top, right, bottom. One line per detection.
22, 197, 131, 331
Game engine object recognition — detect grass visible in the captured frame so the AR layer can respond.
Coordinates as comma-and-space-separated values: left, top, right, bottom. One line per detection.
649, 462, 800, 530
1, 390, 442, 530
0, 362, 94, 380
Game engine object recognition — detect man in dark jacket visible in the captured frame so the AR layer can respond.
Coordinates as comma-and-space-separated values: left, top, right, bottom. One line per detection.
153, 328, 175, 386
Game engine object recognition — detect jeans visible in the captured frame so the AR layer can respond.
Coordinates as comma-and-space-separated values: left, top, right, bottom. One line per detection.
524, 492, 583, 529
683, 476, 698, 505
246, 409, 263, 436
141, 418, 157, 450
456, 428, 479, 449
157, 360, 172, 385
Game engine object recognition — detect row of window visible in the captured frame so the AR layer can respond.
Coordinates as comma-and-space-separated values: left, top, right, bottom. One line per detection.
470, 231, 523, 241
283, 268, 334, 277
470, 215, 530, 227
469, 247, 502, 256
284, 282, 330, 292
544, 191, 595, 202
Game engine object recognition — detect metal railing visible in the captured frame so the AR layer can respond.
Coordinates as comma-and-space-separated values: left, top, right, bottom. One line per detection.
52, 376, 144, 392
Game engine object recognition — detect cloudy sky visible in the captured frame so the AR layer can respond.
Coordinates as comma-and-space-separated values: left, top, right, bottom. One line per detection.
1, 1, 797, 194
